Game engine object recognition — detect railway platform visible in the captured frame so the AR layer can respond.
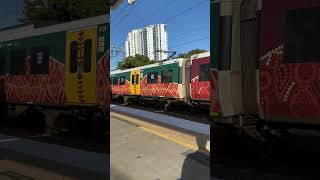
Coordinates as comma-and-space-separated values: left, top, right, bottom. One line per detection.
0, 134, 108, 180
110, 105, 210, 180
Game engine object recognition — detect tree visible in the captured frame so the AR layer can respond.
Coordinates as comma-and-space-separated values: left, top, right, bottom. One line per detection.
177, 49, 208, 59
20, 0, 108, 27
117, 55, 155, 70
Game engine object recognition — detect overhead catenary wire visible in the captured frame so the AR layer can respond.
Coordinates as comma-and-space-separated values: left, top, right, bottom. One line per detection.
111, 3, 129, 23
128, 0, 180, 30
112, 0, 143, 31
163, 0, 208, 24
170, 28, 209, 43
170, 36, 209, 49
112, 0, 209, 62
121, 0, 209, 42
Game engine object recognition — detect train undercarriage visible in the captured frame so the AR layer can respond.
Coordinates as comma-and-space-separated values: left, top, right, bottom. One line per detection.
112, 94, 210, 112
0, 103, 109, 138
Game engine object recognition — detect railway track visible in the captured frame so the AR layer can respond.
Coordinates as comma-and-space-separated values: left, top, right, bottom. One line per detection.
213, 126, 320, 180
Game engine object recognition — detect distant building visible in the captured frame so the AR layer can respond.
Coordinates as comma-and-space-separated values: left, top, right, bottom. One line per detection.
125, 24, 168, 61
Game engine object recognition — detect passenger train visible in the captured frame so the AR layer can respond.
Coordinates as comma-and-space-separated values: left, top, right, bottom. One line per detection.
111, 52, 210, 108
0, 15, 110, 135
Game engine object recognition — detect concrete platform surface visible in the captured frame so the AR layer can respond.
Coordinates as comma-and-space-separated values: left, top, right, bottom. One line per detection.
110, 116, 210, 180
111, 104, 210, 136
0, 134, 109, 180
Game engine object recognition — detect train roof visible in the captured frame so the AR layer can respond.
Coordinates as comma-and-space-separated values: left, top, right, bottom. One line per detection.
0, 14, 109, 42
111, 58, 186, 75
190, 51, 210, 60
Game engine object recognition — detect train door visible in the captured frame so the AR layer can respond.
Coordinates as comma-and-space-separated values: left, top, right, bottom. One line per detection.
130, 70, 141, 95
66, 28, 97, 105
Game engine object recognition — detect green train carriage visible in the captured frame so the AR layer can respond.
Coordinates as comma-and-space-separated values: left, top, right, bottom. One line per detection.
0, 15, 110, 134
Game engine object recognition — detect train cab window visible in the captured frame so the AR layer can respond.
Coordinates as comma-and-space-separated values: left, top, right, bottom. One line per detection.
10, 49, 26, 75
199, 64, 210, 81
161, 69, 173, 83
84, 39, 92, 73
31, 47, 49, 74
119, 76, 125, 85
147, 72, 158, 84
70, 41, 78, 73
131, 74, 135, 85
136, 74, 139, 84
284, 7, 320, 63
0, 50, 5, 75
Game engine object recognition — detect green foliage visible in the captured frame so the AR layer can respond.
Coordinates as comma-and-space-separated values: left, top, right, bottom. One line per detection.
177, 49, 208, 59
117, 54, 155, 70
20, 0, 108, 27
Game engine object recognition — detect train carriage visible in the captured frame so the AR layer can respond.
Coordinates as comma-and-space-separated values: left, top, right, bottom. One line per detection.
190, 52, 211, 103
139, 58, 189, 99
0, 15, 110, 133
211, 0, 320, 136
259, 0, 320, 125
111, 58, 190, 101
111, 54, 211, 107
111, 69, 131, 96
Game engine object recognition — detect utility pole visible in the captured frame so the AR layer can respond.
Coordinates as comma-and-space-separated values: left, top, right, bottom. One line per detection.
154, 50, 177, 61
111, 45, 125, 65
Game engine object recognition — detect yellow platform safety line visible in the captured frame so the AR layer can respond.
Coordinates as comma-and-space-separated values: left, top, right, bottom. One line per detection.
111, 112, 210, 157
139, 126, 210, 156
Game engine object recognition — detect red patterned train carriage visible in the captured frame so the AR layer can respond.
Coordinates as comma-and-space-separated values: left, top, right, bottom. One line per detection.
190, 52, 211, 105
259, 0, 320, 126
213, 0, 320, 135
111, 58, 191, 106
0, 15, 110, 134
111, 54, 212, 108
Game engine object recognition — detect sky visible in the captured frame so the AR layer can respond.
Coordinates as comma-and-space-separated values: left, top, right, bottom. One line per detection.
0, 0, 24, 29
110, 0, 210, 70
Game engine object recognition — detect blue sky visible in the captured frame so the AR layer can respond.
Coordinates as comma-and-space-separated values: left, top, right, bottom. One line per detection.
110, 0, 210, 70
0, 0, 24, 29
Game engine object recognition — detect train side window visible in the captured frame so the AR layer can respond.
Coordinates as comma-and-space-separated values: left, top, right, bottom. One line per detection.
31, 47, 49, 74
136, 74, 139, 84
131, 74, 135, 85
199, 64, 210, 81
119, 76, 125, 85
284, 7, 320, 63
0, 50, 5, 75
84, 39, 92, 73
10, 49, 26, 75
112, 77, 118, 85
70, 41, 78, 73
147, 72, 158, 84
161, 69, 173, 83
